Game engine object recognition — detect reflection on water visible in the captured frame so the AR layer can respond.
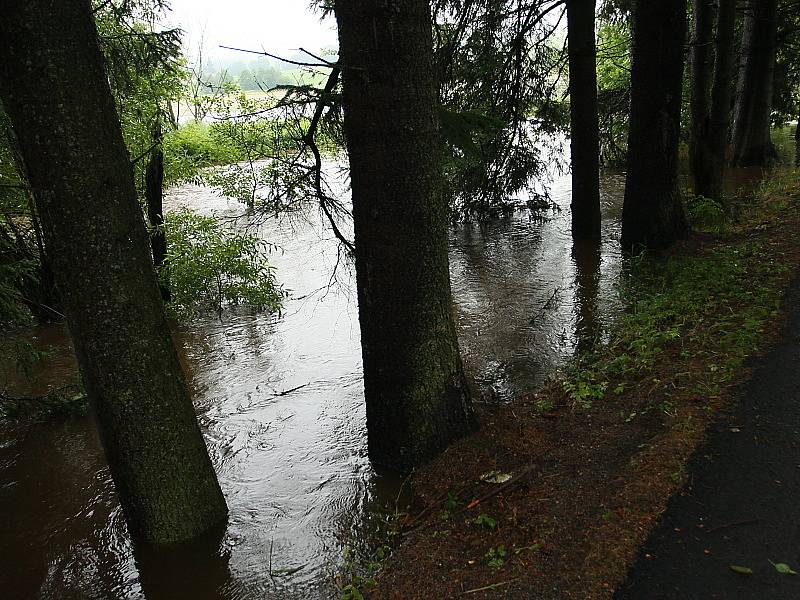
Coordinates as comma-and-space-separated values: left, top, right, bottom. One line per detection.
1, 132, 793, 598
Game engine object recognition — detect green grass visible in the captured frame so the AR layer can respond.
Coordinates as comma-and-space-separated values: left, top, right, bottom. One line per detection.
560, 172, 798, 413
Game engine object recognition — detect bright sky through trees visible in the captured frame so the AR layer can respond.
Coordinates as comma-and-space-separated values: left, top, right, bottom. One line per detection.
166, 0, 338, 65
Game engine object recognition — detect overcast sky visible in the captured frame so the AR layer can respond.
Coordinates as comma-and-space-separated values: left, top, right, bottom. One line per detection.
165, 0, 338, 66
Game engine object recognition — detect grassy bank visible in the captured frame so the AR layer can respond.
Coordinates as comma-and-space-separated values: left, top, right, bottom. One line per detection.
360, 170, 800, 600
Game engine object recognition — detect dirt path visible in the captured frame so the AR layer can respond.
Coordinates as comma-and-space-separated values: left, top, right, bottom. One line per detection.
615, 276, 800, 599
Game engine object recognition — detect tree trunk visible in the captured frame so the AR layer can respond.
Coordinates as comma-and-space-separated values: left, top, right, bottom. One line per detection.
0, 0, 227, 546
2, 117, 61, 320
334, 0, 476, 472
731, 0, 779, 166
572, 240, 601, 355
702, 0, 738, 200
621, 0, 689, 251
567, 0, 601, 239
689, 0, 716, 195
795, 112, 800, 167
146, 120, 170, 301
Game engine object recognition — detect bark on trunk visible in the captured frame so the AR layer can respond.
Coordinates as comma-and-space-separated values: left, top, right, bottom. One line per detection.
621, 0, 689, 251
795, 112, 800, 167
335, 0, 476, 472
567, 0, 601, 239
702, 0, 737, 200
572, 240, 601, 355
731, 0, 779, 166
689, 0, 716, 195
0, 0, 227, 546
145, 121, 170, 301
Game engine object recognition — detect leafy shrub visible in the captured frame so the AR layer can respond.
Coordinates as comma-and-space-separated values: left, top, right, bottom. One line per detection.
686, 195, 727, 231
160, 209, 285, 318
162, 123, 238, 184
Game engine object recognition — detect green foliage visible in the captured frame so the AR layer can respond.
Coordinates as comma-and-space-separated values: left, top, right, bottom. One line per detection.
560, 175, 799, 415
486, 545, 507, 568
686, 195, 727, 232
0, 338, 87, 421
93, 0, 185, 191
159, 209, 285, 318
472, 513, 498, 529
0, 112, 39, 326
595, 20, 631, 165
562, 373, 608, 408
182, 89, 337, 215
162, 122, 237, 184
0, 386, 88, 421
337, 544, 389, 600
0, 248, 35, 327
433, 0, 571, 216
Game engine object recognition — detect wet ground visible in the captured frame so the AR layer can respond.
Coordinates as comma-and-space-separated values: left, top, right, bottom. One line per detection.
0, 129, 795, 599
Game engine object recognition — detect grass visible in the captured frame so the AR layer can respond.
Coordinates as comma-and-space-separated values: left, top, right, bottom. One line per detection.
560, 170, 800, 416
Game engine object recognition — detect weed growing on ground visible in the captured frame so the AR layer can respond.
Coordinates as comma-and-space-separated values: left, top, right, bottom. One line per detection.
560, 180, 794, 415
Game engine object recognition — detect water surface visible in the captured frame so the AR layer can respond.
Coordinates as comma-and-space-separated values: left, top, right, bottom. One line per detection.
2, 130, 793, 598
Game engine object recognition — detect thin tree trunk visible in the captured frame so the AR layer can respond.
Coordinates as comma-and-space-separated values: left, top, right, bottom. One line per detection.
621, 0, 689, 251
335, 0, 476, 472
689, 0, 716, 195
795, 111, 800, 167
0, 0, 227, 546
731, 0, 779, 166
703, 0, 738, 200
146, 120, 170, 301
567, 0, 602, 239
2, 118, 60, 320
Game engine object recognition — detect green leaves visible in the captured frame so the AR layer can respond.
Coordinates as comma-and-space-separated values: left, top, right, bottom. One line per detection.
439, 107, 503, 160
486, 545, 507, 568
770, 560, 798, 575
729, 565, 753, 575
472, 513, 498, 529
729, 561, 798, 576
160, 208, 285, 319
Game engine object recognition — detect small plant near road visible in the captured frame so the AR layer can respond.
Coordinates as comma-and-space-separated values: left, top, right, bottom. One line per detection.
486, 545, 507, 568
472, 513, 498, 529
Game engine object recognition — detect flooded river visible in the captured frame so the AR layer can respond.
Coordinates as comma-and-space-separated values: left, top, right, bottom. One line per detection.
1, 129, 795, 599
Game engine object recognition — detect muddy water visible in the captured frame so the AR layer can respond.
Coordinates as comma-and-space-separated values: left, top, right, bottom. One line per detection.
0, 133, 792, 599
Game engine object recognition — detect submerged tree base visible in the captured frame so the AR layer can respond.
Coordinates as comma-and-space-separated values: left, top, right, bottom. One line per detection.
357, 172, 800, 599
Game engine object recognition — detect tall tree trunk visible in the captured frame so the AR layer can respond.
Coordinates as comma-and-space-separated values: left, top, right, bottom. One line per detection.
334, 0, 476, 472
146, 120, 170, 301
689, 0, 716, 195
572, 240, 601, 355
0, 0, 227, 546
703, 0, 738, 200
795, 111, 800, 167
731, 0, 779, 166
621, 0, 689, 251
567, 0, 601, 239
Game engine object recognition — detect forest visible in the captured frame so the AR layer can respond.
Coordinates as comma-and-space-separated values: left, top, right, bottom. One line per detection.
1, 0, 800, 598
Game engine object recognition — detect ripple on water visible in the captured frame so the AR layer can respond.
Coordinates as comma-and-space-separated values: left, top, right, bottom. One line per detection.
1, 161, 637, 599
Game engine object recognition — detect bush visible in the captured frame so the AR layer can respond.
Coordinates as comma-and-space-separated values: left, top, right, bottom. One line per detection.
686, 195, 726, 232
162, 122, 237, 184
159, 209, 285, 319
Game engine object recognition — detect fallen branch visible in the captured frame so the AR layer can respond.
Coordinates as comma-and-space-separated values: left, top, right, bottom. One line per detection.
458, 578, 519, 596
705, 518, 761, 535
